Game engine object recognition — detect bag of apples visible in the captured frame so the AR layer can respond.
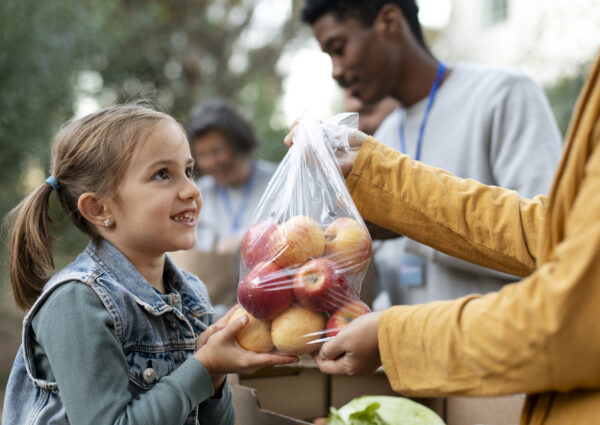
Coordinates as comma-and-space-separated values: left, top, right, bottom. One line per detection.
232, 112, 372, 356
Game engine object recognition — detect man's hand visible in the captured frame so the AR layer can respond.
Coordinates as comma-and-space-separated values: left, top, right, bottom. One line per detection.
313, 311, 383, 375
284, 122, 368, 178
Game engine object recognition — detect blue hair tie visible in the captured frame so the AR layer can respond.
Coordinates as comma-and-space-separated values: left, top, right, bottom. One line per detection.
45, 176, 60, 191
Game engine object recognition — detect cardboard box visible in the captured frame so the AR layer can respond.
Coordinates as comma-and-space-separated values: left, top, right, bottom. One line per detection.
231, 357, 525, 425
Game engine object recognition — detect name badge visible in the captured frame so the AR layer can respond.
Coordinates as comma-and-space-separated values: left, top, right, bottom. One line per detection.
400, 254, 425, 286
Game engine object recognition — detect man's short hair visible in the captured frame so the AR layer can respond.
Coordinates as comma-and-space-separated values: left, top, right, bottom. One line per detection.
301, 0, 426, 48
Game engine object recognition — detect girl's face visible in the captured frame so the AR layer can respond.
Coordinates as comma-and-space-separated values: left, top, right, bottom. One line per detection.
192, 129, 250, 186
105, 120, 202, 261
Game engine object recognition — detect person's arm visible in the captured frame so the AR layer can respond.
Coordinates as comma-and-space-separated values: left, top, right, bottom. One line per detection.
346, 137, 545, 277
33, 282, 219, 425
328, 118, 600, 396
318, 133, 600, 396
379, 143, 600, 396
197, 380, 236, 425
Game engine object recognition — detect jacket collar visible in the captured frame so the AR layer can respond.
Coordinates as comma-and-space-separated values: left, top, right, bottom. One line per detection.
85, 239, 213, 316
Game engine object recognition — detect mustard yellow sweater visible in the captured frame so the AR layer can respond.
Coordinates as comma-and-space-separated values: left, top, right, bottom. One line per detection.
346, 55, 600, 425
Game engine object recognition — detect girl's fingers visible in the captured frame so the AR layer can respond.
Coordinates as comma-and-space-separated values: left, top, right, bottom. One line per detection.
241, 353, 298, 374
196, 322, 224, 348
217, 304, 240, 327
221, 314, 249, 340
261, 353, 299, 365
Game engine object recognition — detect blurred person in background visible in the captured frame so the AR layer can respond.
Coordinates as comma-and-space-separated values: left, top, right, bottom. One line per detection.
302, 0, 563, 309
186, 98, 277, 254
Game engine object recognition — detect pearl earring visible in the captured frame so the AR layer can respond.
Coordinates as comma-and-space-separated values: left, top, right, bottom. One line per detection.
104, 218, 111, 228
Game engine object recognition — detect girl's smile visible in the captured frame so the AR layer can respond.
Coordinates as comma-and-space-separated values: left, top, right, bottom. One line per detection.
171, 208, 198, 226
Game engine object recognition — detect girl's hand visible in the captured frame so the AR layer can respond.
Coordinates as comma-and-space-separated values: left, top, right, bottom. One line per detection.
195, 305, 239, 351
194, 314, 298, 378
284, 121, 368, 178
194, 305, 241, 393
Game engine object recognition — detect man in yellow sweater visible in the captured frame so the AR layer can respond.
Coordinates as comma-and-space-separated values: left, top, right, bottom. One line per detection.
286, 55, 600, 424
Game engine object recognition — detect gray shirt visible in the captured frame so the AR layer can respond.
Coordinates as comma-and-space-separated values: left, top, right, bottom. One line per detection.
195, 159, 277, 251
372, 62, 563, 306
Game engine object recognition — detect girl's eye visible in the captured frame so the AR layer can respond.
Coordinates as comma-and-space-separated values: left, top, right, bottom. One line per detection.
185, 167, 194, 178
155, 169, 169, 180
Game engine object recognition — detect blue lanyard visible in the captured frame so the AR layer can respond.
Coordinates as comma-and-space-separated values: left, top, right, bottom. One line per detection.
399, 62, 446, 161
218, 163, 255, 233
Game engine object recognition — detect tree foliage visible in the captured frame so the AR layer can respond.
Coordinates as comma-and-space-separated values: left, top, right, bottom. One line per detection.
544, 64, 590, 138
0, 0, 306, 270
1, 0, 305, 213
0, 0, 118, 214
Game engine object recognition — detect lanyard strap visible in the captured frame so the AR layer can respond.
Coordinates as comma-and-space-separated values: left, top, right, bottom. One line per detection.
399, 62, 446, 161
218, 163, 255, 233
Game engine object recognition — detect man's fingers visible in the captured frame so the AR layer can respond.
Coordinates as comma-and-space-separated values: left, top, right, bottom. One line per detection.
314, 354, 345, 375
284, 119, 299, 148
284, 132, 294, 148
319, 337, 345, 361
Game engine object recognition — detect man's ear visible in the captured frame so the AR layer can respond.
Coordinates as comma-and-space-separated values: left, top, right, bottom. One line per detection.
374, 4, 406, 38
77, 192, 111, 228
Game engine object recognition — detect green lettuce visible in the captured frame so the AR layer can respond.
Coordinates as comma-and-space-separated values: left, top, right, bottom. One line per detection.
327, 396, 445, 425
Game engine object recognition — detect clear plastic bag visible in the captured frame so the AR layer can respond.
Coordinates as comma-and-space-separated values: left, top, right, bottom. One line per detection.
234, 112, 372, 355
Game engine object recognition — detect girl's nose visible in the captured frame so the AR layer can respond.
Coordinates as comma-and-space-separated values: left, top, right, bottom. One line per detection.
181, 177, 201, 201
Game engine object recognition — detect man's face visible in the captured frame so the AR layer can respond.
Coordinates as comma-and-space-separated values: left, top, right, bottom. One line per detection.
313, 13, 391, 105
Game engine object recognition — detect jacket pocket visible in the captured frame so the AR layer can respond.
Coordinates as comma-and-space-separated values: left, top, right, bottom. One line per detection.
126, 350, 175, 392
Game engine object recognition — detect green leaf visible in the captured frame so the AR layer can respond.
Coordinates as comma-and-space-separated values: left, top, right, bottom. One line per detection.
347, 402, 390, 425
327, 407, 348, 425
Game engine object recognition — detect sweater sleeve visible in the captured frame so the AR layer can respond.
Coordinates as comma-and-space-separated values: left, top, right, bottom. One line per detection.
352, 135, 600, 396
32, 282, 219, 425
347, 137, 545, 277
197, 380, 236, 425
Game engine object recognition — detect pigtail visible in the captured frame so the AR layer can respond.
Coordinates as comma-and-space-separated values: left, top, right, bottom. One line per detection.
4, 183, 56, 311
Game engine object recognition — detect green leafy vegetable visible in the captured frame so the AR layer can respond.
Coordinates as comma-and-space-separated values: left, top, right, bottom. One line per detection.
327, 396, 445, 425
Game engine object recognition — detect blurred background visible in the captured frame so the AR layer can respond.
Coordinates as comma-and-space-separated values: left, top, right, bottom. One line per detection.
1, 0, 598, 415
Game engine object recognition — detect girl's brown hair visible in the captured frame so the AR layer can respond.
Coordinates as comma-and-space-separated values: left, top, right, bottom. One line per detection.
4, 103, 176, 310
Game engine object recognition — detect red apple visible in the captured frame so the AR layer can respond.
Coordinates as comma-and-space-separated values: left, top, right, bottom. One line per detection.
269, 215, 325, 268
293, 258, 349, 313
324, 217, 372, 274
325, 300, 371, 338
271, 305, 326, 355
237, 261, 294, 320
241, 221, 278, 269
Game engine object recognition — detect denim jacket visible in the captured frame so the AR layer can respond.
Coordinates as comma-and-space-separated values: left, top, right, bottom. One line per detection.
3, 239, 225, 425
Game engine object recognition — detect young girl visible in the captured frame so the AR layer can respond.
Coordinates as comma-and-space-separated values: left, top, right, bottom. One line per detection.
2, 103, 298, 425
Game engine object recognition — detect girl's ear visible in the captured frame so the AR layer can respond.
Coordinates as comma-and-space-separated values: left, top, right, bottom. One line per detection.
77, 193, 111, 228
